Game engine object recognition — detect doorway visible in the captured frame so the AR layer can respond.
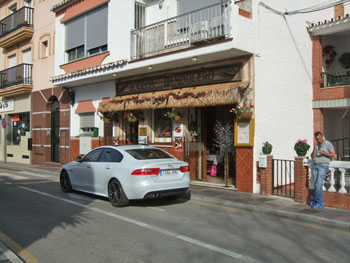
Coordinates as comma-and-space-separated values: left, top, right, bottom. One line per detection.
50, 97, 60, 163
190, 105, 236, 186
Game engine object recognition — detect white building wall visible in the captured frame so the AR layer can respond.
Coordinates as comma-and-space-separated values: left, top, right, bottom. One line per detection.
253, 0, 335, 192
344, 2, 350, 14
54, 14, 66, 76
71, 81, 115, 137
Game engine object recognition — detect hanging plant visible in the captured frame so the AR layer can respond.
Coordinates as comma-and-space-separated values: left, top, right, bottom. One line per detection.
338, 52, 350, 69
322, 45, 337, 69
122, 111, 144, 122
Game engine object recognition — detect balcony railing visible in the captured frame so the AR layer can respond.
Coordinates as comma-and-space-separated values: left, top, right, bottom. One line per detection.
0, 64, 33, 90
131, 0, 231, 60
0, 7, 34, 38
321, 69, 350, 88
330, 137, 350, 161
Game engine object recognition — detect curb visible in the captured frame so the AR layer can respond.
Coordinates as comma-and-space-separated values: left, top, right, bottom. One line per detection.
0, 164, 60, 177
0, 241, 23, 263
190, 193, 350, 233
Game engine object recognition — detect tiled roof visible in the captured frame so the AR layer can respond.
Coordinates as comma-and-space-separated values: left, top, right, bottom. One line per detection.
51, 59, 128, 83
308, 14, 350, 30
51, 0, 79, 12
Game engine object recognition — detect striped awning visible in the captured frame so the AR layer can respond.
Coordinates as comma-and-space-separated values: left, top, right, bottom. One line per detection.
98, 81, 249, 113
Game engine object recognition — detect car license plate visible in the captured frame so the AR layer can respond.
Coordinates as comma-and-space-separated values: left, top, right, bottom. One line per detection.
160, 169, 179, 176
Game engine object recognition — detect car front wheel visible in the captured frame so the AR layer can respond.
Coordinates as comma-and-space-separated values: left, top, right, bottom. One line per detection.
108, 179, 129, 207
60, 170, 72, 193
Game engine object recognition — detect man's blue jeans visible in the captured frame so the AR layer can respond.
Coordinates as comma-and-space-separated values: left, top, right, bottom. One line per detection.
311, 164, 329, 208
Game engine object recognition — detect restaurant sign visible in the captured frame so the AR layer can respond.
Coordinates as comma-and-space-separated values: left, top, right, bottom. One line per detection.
116, 64, 242, 95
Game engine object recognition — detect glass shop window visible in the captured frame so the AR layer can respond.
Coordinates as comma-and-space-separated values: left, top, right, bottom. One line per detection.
7, 113, 30, 145
154, 109, 172, 143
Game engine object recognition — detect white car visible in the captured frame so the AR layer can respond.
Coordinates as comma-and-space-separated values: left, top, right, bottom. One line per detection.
60, 145, 191, 207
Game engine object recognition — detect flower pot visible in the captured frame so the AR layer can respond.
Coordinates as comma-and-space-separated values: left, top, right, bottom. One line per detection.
238, 111, 252, 120
104, 119, 111, 124
128, 117, 138, 123
296, 150, 307, 157
174, 115, 182, 122
262, 147, 272, 154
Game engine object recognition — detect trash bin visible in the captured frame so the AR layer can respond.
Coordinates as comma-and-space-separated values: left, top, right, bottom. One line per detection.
93, 127, 99, 137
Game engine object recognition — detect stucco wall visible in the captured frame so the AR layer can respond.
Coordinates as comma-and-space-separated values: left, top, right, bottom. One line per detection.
71, 81, 115, 137
253, 0, 335, 192
32, 0, 60, 92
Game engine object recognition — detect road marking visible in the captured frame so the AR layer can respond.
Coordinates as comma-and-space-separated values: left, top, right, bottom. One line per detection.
16, 181, 52, 185
19, 186, 260, 262
18, 171, 52, 178
0, 173, 27, 180
0, 231, 38, 263
189, 200, 350, 236
148, 207, 166, 212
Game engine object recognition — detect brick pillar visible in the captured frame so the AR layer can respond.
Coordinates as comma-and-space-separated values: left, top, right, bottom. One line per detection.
334, 4, 344, 19
313, 108, 324, 134
312, 35, 322, 100
260, 155, 273, 196
236, 148, 253, 193
294, 157, 309, 203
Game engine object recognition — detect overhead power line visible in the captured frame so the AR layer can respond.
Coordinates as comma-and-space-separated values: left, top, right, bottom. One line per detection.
285, 0, 350, 15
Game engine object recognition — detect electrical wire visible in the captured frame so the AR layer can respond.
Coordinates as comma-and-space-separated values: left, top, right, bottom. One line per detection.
285, 0, 350, 15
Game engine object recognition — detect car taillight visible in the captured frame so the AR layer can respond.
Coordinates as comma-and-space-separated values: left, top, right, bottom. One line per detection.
180, 166, 190, 173
131, 168, 160, 176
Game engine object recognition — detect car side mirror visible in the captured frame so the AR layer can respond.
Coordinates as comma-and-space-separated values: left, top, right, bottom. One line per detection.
76, 156, 83, 162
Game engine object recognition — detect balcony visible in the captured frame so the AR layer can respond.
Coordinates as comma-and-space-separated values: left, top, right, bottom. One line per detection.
0, 7, 34, 48
0, 64, 33, 97
321, 69, 350, 88
131, 0, 231, 60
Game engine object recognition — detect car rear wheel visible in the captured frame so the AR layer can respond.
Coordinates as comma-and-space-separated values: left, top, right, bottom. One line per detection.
108, 179, 129, 207
60, 170, 72, 193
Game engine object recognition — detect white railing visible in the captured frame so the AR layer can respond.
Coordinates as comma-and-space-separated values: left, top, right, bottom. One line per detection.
304, 159, 350, 193
130, 0, 232, 60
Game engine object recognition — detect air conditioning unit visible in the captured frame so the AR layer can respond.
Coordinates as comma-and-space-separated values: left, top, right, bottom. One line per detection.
191, 21, 209, 43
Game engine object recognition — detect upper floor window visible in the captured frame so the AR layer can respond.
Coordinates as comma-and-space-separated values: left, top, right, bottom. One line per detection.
134, 2, 145, 29
65, 4, 108, 63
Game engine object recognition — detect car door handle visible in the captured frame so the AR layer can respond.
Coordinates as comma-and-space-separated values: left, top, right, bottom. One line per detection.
105, 166, 111, 170
86, 165, 91, 168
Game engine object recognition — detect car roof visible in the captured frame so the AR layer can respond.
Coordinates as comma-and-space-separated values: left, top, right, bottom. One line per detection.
98, 145, 159, 151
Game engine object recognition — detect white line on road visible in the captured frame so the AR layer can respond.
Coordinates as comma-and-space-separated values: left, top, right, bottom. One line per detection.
18, 171, 53, 178
19, 186, 258, 262
0, 173, 28, 180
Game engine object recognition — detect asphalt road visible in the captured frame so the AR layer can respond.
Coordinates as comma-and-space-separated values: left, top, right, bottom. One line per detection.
0, 168, 349, 263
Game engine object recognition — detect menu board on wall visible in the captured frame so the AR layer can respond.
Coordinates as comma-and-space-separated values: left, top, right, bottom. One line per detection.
234, 119, 254, 147
237, 122, 250, 144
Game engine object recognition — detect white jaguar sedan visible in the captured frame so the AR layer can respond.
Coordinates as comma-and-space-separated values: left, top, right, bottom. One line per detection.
60, 145, 191, 207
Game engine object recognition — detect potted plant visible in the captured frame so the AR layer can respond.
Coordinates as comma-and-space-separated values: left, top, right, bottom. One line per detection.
294, 139, 310, 157
262, 141, 272, 154
323, 45, 337, 69
165, 110, 181, 122
99, 112, 118, 123
123, 111, 144, 122
229, 104, 254, 120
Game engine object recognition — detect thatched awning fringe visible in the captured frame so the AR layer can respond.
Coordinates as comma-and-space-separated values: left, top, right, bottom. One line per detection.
98, 81, 249, 113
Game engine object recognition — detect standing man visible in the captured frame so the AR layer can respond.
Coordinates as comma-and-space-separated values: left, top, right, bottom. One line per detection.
310, 131, 336, 209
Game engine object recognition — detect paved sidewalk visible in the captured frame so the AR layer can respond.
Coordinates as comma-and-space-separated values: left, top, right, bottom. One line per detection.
0, 161, 350, 262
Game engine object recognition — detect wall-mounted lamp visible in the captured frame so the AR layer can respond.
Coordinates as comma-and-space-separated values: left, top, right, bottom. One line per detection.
148, 65, 152, 70
113, 73, 117, 77
159, 0, 164, 9
192, 56, 197, 62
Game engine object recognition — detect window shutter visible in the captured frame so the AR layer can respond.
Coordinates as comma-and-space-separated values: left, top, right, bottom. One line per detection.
80, 113, 95, 128
65, 15, 85, 51
86, 5, 108, 51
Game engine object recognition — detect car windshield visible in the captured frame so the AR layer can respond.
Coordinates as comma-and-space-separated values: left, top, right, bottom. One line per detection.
125, 149, 174, 160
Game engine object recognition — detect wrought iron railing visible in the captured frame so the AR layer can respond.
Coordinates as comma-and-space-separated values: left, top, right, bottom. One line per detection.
330, 137, 350, 161
0, 7, 34, 38
272, 159, 295, 198
130, 0, 231, 60
321, 70, 350, 88
0, 64, 33, 89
